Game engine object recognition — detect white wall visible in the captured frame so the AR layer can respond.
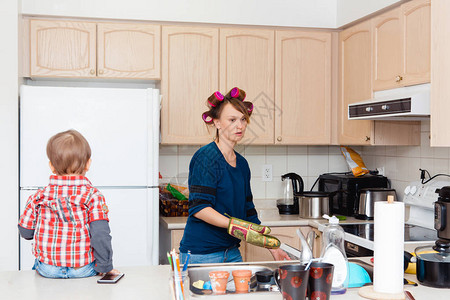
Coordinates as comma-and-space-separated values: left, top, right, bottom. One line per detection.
336, 0, 404, 27
22, 0, 409, 28
21, 0, 338, 28
0, 0, 19, 271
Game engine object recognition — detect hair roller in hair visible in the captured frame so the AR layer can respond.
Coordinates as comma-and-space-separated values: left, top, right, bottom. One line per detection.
202, 112, 213, 123
247, 102, 254, 113
230, 87, 240, 98
214, 91, 224, 101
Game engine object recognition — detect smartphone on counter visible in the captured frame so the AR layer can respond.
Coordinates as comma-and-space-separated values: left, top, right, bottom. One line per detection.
97, 273, 124, 284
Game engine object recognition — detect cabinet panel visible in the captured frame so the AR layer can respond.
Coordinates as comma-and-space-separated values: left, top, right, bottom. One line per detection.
338, 20, 373, 145
431, 0, 450, 146
220, 28, 275, 145
275, 31, 331, 144
245, 226, 300, 262
97, 23, 161, 79
30, 19, 96, 77
373, 7, 403, 91
402, 0, 431, 86
161, 26, 219, 144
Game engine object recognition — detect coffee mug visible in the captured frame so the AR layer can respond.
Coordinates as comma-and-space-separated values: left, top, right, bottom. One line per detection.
308, 262, 334, 300
274, 264, 309, 300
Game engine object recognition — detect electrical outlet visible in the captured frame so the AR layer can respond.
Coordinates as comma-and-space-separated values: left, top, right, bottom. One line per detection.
377, 166, 385, 176
262, 164, 272, 182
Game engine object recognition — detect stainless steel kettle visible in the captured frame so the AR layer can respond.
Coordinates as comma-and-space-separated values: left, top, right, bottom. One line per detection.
355, 188, 397, 220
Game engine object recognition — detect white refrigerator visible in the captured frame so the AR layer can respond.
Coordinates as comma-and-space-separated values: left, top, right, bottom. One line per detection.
19, 85, 160, 269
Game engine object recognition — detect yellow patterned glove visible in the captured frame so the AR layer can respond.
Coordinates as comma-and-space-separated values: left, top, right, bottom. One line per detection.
227, 217, 281, 249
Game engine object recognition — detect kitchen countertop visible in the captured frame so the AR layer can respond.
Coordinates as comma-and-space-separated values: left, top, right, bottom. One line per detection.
160, 210, 434, 253
160, 209, 372, 230
2, 259, 448, 300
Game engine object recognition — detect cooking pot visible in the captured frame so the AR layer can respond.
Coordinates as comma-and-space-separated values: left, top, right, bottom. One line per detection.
415, 240, 450, 288
298, 191, 334, 219
355, 188, 397, 220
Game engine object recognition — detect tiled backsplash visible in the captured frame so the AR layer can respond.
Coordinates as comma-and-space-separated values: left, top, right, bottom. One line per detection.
160, 121, 450, 200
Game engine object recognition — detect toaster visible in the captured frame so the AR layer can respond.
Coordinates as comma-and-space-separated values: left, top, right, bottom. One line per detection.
355, 188, 397, 220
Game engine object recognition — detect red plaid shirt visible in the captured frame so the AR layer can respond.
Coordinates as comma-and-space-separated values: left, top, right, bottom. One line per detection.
18, 175, 109, 267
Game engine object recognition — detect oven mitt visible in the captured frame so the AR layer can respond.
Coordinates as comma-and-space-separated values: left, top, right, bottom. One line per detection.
227, 216, 281, 249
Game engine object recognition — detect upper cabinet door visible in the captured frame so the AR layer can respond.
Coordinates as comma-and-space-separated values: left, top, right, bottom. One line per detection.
339, 20, 373, 145
372, 7, 403, 91
97, 23, 161, 79
275, 30, 331, 145
161, 26, 219, 144
402, 0, 431, 86
220, 28, 275, 145
30, 19, 96, 78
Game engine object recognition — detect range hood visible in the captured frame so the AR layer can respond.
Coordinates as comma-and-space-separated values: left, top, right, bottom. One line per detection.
348, 83, 430, 121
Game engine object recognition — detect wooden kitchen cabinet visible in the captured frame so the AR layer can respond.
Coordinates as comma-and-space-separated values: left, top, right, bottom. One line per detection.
338, 20, 373, 145
431, 0, 450, 146
275, 30, 332, 145
29, 19, 160, 79
161, 26, 219, 144
372, 0, 430, 91
339, 20, 421, 145
220, 28, 275, 145
245, 226, 301, 262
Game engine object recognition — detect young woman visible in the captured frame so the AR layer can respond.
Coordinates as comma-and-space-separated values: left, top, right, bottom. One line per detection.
179, 87, 289, 264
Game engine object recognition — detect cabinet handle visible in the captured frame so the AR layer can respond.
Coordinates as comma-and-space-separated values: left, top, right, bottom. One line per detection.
90, 69, 95, 75
365, 136, 371, 141
277, 136, 282, 142
395, 75, 403, 82
98, 69, 104, 75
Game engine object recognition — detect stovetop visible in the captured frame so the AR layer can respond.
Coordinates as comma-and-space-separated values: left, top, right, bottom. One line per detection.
340, 223, 437, 242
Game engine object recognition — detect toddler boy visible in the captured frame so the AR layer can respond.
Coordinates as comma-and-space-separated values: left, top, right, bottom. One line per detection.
18, 129, 119, 278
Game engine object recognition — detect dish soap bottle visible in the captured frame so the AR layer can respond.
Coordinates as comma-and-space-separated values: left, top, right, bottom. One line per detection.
320, 214, 349, 295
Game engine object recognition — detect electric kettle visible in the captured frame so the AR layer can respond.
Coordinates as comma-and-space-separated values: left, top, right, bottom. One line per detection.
277, 173, 304, 215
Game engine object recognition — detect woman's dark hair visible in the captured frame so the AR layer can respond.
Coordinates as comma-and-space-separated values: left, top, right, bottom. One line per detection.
202, 87, 254, 141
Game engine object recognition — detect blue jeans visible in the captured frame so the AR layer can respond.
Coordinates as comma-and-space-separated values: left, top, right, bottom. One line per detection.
180, 246, 243, 265
33, 259, 97, 279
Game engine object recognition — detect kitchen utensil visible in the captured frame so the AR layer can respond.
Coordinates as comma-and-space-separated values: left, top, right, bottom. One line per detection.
296, 229, 313, 263
404, 290, 416, 300
415, 241, 450, 288
348, 262, 371, 288
307, 262, 334, 300
274, 264, 310, 300
277, 173, 303, 215
355, 188, 397, 220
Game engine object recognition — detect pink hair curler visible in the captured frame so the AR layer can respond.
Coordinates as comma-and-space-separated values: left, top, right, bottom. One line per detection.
214, 91, 224, 101
231, 87, 239, 98
208, 100, 216, 107
247, 103, 254, 113
202, 112, 213, 123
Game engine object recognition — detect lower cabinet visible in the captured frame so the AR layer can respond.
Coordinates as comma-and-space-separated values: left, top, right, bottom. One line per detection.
160, 225, 322, 264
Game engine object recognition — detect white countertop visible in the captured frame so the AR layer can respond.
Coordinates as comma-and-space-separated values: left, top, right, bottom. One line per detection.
1, 261, 448, 300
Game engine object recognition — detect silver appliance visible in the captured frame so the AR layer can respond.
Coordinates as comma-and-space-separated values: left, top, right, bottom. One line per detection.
340, 179, 446, 257
356, 188, 397, 220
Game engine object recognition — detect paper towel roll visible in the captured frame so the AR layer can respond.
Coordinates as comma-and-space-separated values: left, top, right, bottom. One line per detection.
373, 201, 405, 294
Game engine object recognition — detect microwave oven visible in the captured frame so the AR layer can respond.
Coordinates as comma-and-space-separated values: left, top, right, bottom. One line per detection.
318, 173, 388, 216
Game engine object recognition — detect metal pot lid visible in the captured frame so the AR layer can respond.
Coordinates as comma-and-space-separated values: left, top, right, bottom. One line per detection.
298, 191, 330, 197
360, 187, 395, 192
415, 241, 450, 263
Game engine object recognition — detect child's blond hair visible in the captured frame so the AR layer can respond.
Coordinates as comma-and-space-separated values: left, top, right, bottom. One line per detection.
46, 129, 91, 175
